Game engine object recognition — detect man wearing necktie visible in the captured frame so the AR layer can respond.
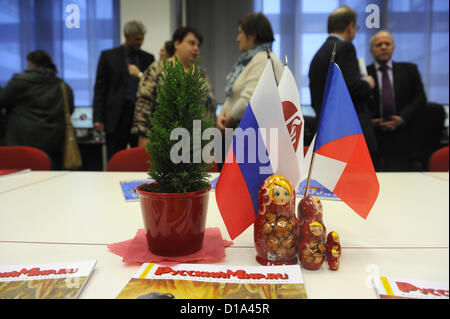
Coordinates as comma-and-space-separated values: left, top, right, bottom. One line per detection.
93, 20, 155, 160
309, 6, 378, 159
367, 31, 426, 171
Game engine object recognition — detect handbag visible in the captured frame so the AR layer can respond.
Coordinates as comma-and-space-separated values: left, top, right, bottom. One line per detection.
61, 82, 82, 170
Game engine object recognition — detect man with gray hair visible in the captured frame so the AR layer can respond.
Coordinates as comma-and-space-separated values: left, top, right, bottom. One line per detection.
93, 20, 154, 160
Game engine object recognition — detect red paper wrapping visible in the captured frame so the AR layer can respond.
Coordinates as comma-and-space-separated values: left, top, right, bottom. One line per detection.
108, 227, 233, 265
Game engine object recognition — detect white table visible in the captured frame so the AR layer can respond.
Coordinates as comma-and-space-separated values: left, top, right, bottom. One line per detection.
0, 171, 448, 299
0, 242, 447, 299
0, 170, 69, 194
0, 172, 448, 248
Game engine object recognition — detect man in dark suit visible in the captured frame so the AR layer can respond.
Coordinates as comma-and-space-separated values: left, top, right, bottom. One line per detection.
367, 31, 426, 171
309, 6, 377, 156
93, 20, 155, 160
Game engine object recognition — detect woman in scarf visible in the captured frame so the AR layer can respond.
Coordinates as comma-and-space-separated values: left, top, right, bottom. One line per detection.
216, 13, 283, 168
217, 12, 283, 131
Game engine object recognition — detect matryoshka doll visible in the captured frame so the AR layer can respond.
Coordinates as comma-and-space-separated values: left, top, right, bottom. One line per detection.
297, 195, 326, 270
326, 231, 342, 271
254, 174, 298, 265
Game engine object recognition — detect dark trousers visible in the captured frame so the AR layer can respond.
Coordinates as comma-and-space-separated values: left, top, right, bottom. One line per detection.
106, 99, 138, 160
374, 130, 410, 172
48, 151, 63, 170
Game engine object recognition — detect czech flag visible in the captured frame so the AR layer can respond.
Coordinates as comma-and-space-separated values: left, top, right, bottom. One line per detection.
308, 62, 379, 219
216, 61, 299, 240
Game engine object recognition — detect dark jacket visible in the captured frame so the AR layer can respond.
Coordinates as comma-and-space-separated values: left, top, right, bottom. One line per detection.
92, 45, 154, 134
367, 62, 427, 167
367, 62, 426, 124
309, 36, 377, 155
0, 67, 74, 154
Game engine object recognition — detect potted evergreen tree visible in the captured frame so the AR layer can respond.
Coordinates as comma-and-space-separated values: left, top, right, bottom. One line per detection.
137, 58, 214, 257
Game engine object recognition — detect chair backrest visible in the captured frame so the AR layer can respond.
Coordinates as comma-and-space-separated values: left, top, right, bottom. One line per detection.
0, 146, 51, 170
107, 146, 151, 172
107, 146, 221, 172
208, 161, 219, 172
428, 146, 449, 172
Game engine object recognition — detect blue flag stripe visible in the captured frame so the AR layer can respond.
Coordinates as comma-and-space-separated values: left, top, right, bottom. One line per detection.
314, 63, 363, 152
232, 104, 273, 216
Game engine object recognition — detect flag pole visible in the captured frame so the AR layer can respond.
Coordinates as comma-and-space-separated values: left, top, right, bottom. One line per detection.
303, 151, 315, 197
266, 46, 278, 86
303, 43, 337, 197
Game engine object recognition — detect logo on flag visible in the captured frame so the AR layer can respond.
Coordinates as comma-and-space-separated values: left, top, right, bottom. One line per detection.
216, 61, 302, 240
282, 101, 302, 153
278, 65, 305, 187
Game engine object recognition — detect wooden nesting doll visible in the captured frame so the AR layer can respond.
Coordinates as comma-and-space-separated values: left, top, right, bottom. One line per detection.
254, 174, 298, 265
326, 231, 342, 271
297, 195, 326, 270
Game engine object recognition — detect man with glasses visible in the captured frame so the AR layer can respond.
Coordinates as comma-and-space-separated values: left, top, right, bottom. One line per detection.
309, 6, 377, 158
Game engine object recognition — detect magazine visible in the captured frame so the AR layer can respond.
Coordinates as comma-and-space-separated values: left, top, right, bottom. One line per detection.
373, 276, 449, 299
209, 176, 339, 201
120, 179, 152, 201
0, 260, 96, 299
297, 179, 339, 201
116, 263, 307, 299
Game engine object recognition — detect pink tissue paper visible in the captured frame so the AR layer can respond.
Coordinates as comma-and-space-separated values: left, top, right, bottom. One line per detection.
108, 227, 233, 265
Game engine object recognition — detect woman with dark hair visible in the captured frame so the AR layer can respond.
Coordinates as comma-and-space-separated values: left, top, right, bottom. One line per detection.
0, 50, 74, 169
132, 26, 216, 147
216, 12, 283, 166
217, 13, 283, 130
26, 50, 58, 74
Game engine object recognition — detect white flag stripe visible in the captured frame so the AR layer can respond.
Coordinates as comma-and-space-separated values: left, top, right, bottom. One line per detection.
301, 134, 347, 192
278, 65, 305, 187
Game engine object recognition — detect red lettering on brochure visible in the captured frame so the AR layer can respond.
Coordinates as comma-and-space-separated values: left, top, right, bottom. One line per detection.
396, 281, 449, 297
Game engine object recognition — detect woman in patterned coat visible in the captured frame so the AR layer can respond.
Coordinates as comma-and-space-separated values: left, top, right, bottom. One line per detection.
131, 26, 216, 147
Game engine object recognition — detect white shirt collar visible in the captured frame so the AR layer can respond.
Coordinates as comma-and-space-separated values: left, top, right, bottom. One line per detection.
374, 59, 393, 70
329, 33, 345, 41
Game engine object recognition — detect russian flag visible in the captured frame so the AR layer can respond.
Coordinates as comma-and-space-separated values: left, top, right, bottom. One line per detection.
307, 62, 379, 219
216, 61, 299, 240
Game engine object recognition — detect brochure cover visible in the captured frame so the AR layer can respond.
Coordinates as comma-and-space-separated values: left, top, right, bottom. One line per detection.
116, 263, 307, 299
373, 276, 449, 299
210, 176, 339, 201
0, 260, 96, 299
120, 179, 153, 201
297, 179, 339, 201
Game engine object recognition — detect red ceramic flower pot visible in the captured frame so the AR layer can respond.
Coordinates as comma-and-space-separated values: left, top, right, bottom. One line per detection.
137, 183, 211, 257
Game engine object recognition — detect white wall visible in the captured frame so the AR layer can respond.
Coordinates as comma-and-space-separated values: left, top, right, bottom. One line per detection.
120, 0, 176, 59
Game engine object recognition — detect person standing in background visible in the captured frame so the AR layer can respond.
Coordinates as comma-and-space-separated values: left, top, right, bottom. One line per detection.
216, 12, 283, 166
158, 40, 174, 61
132, 26, 216, 148
93, 20, 154, 160
367, 31, 426, 171
309, 6, 377, 158
0, 50, 74, 170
